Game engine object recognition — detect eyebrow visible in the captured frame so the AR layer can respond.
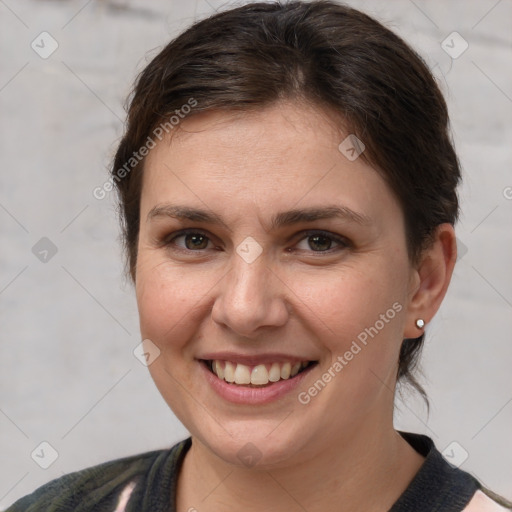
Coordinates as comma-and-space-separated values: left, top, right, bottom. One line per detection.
146, 203, 372, 230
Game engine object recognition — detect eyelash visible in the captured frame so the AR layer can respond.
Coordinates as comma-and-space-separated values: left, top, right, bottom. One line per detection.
162, 228, 350, 255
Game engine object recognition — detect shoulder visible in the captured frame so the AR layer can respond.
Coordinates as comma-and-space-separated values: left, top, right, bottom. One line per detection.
395, 432, 512, 512
463, 490, 512, 511
4, 447, 169, 512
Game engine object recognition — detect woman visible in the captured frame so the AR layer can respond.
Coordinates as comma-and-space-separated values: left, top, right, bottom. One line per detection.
7, 1, 511, 511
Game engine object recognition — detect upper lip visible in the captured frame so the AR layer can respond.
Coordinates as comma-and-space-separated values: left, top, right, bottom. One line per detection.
197, 352, 318, 366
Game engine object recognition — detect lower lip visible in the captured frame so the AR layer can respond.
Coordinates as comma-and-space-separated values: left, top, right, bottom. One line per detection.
199, 361, 316, 405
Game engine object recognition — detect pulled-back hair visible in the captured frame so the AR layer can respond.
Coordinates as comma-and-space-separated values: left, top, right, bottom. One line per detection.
111, 0, 462, 400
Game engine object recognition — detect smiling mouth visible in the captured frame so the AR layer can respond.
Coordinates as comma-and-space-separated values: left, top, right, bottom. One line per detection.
201, 359, 318, 387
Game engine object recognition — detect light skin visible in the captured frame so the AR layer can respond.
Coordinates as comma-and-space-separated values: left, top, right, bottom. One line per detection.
135, 100, 457, 512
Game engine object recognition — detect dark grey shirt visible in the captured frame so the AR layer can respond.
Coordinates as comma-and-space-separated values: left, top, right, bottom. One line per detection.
5, 432, 511, 511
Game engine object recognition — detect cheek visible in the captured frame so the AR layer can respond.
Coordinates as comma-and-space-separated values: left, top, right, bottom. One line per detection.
299, 263, 408, 382
135, 259, 206, 348
299, 272, 407, 418
135, 263, 204, 409
304, 267, 404, 334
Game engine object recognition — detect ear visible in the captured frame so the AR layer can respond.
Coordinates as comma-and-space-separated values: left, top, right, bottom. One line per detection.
403, 223, 458, 339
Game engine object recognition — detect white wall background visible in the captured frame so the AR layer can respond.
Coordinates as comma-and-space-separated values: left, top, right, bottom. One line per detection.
0, 0, 511, 508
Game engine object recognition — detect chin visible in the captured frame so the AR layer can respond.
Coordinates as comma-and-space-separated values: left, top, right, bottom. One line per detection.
187, 417, 316, 470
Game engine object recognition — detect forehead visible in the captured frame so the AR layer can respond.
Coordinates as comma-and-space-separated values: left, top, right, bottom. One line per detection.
157, 101, 344, 170
141, 101, 402, 229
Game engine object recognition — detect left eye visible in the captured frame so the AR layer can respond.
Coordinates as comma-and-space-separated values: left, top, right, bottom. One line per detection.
293, 230, 349, 253
164, 229, 349, 253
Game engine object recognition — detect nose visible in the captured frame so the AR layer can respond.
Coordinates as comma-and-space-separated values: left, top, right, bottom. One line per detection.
211, 252, 289, 337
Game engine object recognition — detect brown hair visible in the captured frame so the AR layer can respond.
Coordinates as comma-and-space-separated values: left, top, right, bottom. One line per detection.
111, 0, 461, 401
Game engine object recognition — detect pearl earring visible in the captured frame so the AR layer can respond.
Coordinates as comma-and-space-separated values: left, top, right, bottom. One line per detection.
415, 318, 425, 329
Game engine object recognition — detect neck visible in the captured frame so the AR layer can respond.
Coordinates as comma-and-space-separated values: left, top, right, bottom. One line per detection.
176, 421, 425, 512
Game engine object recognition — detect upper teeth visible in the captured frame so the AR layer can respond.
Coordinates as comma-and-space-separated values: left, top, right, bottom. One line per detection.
211, 360, 310, 386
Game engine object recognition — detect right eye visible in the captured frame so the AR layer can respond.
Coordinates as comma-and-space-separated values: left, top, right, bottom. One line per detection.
164, 229, 214, 252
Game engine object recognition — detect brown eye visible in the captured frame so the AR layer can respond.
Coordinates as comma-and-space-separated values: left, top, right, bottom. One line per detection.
166, 230, 213, 251
183, 233, 209, 250
294, 230, 350, 253
307, 234, 333, 251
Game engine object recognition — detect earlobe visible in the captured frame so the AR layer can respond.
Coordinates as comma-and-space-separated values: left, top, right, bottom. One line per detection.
414, 318, 425, 330
403, 224, 457, 338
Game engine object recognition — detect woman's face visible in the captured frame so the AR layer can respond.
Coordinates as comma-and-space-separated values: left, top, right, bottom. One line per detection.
135, 101, 420, 467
